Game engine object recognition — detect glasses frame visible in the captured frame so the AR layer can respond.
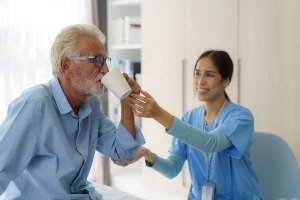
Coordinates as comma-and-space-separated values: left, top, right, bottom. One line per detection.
71, 55, 111, 68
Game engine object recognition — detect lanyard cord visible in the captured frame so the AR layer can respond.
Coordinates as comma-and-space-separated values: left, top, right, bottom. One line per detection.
201, 100, 228, 180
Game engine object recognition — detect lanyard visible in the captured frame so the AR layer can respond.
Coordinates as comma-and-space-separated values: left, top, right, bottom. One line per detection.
201, 100, 228, 180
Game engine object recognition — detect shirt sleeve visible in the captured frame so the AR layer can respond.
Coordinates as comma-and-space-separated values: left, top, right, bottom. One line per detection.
147, 154, 184, 179
96, 111, 145, 164
217, 108, 254, 158
166, 117, 231, 153
0, 97, 39, 194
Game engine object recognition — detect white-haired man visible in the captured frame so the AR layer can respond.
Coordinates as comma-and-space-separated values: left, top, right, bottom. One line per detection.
0, 24, 145, 199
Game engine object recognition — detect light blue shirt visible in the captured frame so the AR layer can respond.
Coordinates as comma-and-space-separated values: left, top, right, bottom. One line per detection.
0, 77, 145, 200
151, 102, 262, 200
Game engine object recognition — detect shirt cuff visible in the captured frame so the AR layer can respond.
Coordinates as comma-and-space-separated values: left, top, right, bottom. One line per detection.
116, 122, 146, 149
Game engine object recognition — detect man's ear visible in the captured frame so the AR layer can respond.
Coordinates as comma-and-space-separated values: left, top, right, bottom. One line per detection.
60, 57, 70, 73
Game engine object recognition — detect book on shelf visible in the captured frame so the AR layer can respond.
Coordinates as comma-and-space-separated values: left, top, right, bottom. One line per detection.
112, 16, 141, 46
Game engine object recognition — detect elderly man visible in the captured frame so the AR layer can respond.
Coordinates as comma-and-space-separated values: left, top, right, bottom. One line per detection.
0, 24, 145, 199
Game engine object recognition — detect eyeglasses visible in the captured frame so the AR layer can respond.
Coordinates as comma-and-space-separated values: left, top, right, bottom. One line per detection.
71, 55, 111, 68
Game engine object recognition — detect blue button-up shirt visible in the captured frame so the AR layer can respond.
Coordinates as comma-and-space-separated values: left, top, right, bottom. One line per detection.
0, 77, 145, 200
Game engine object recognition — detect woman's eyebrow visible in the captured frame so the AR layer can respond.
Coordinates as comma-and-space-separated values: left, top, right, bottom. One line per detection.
195, 69, 217, 73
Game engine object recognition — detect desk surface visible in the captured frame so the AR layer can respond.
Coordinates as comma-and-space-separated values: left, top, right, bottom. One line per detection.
93, 182, 144, 200
0, 182, 144, 200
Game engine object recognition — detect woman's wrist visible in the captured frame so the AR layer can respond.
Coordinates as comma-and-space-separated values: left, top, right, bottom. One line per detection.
153, 106, 174, 129
144, 149, 156, 164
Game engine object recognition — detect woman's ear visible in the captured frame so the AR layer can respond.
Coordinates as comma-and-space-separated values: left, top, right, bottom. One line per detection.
223, 77, 230, 88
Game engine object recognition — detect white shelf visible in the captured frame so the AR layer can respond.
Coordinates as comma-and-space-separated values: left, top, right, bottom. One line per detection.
110, 0, 141, 6
110, 44, 141, 50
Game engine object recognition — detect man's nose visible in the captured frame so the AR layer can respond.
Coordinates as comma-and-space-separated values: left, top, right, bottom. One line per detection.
100, 63, 109, 74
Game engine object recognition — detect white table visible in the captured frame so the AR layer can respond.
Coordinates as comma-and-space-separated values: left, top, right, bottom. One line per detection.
93, 182, 144, 200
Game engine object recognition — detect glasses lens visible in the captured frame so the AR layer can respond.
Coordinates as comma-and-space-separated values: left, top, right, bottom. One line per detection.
106, 57, 111, 66
93, 56, 104, 67
93, 55, 111, 67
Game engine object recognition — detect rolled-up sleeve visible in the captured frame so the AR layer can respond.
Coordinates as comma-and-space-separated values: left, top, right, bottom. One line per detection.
96, 111, 145, 163
115, 122, 145, 149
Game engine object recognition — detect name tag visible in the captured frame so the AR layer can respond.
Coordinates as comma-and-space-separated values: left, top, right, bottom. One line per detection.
200, 180, 215, 200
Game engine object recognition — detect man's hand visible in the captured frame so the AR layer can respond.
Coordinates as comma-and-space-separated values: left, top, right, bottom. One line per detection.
123, 73, 141, 95
119, 73, 140, 135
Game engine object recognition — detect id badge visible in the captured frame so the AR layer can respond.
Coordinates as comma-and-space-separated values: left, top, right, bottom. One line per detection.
200, 180, 215, 200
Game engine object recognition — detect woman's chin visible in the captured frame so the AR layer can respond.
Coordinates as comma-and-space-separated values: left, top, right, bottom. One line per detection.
196, 94, 207, 101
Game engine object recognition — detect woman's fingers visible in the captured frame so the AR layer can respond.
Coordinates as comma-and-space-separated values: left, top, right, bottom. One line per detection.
128, 95, 148, 109
140, 89, 154, 99
130, 93, 148, 103
111, 159, 128, 167
126, 90, 157, 118
132, 108, 145, 117
124, 146, 149, 164
128, 100, 144, 112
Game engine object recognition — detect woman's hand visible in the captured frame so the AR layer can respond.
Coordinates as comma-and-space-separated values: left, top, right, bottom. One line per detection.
128, 89, 175, 129
111, 146, 156, 166
127, 90, 161, 118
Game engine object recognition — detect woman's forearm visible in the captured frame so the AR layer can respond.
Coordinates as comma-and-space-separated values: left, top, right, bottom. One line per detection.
147, 154, 185, 179
153, 106, 175, 129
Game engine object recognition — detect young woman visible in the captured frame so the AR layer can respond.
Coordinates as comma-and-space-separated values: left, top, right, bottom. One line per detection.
123, 50, 262, 199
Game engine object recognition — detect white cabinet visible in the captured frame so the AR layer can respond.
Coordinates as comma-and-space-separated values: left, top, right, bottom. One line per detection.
142, 1, 300, 198
184, 0, 239, 109
239, 0, 300, 168
141, 0, 238, 197
141, 0, 187, 198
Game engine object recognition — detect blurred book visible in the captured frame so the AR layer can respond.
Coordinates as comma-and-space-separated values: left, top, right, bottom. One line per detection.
112, 16, 141, 45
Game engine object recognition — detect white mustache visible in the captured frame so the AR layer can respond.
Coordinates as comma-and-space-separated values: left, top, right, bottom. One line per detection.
96, 74, 105, 83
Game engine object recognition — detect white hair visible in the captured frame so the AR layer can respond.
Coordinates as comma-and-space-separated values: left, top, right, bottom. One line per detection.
50, 24, 106, 77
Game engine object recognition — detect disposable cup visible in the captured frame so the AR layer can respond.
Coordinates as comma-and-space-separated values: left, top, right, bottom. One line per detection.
101, 68, 132, 100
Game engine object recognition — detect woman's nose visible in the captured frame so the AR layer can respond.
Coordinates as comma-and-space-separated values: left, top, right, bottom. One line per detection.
197, 76, 205, 85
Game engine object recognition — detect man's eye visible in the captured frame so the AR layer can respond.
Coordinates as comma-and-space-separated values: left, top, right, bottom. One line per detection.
95, 56, 101, 61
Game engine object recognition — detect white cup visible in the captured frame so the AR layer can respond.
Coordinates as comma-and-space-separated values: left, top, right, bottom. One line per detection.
101, 68, 132, 100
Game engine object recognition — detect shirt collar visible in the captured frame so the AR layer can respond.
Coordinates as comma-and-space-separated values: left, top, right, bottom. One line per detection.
79, 99, 93, 120
50, 77, 93, 118
50, 77, 73, 115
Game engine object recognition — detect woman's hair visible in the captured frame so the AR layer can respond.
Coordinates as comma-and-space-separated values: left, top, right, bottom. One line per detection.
50, 24, 106, 77
194, 50, 233, 101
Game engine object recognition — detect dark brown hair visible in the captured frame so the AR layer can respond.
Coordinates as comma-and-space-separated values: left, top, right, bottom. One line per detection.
194, 50, 233, 101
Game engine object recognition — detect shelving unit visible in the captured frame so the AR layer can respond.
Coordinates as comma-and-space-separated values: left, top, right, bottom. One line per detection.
106, 0, 143, 193
141, 0, 238, 198
110, 44, 141, 50
106, 0, 141, 124
110, 0, 141, 6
